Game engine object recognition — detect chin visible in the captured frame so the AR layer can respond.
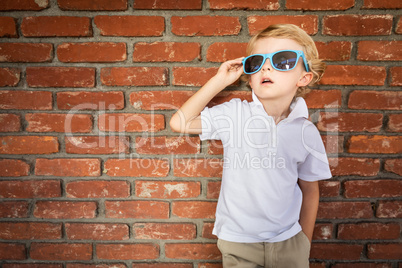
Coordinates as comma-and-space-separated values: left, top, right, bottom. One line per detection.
253, 90, 279, 99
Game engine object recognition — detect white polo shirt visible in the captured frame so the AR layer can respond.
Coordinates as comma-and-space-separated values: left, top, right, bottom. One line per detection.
200, 92, 332, 243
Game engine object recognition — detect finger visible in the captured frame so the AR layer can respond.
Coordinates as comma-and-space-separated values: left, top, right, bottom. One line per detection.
227, 59, 244, 69
228, 57, 245, 65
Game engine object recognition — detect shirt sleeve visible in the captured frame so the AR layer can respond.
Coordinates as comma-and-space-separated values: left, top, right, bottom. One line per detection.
298, 121, 332, 181
199, 99, 240, 142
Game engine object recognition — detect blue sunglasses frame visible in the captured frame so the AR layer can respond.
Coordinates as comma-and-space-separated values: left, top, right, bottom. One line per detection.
242, 50, 310, 74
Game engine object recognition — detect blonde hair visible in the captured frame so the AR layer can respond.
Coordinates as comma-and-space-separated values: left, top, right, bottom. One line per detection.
242, 24, 326, 98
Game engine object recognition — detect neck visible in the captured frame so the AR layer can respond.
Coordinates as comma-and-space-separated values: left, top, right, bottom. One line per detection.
260, 97, 295, 124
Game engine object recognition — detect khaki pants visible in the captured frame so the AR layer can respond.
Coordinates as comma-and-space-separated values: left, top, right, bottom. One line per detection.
217, 231, 311, 268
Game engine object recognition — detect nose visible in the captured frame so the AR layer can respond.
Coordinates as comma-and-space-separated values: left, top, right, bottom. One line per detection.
261, 58, 273, 72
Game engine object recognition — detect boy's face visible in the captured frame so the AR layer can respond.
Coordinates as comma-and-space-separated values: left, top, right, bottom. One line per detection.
248, 37, 312, 104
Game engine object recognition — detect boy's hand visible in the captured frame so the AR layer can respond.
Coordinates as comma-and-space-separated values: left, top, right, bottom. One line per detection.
170, 57, 244, 134
215, 57, 245, 87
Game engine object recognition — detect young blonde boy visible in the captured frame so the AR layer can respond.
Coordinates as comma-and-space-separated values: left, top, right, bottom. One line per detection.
170, 24, 332, 268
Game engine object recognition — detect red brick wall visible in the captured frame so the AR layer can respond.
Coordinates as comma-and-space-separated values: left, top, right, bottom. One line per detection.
0, 0, 401, 267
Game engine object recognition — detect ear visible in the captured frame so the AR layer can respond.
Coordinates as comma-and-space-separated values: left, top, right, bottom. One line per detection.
297, 72, 313, 87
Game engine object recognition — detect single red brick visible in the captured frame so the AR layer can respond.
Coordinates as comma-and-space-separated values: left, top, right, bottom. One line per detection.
165, 243, 221, 260
34, 201, 97, 219
66, 264, 123, 268
0, 201, 29, 218
0, 180, 61, 198
349, 90, 401, 110
132, 264, 192, 268
310, 243, 363, 260
105, 201, 169, 219
134, 0, 201, 9
348, 135, 401, 154
344, 179, 402, 198
315, 41, 352, 61
136, 136, 200, 155
0, 114, 20, 132
135, 180, 201, 199
317, 202, 373, 219
26, 113, 93, 133
0, 159, 29, 177
367, 243, 402, 259
97, 243, 159, 260
0, 43, 52, 62
35, 158, 101, 177
0, 222, 62, 240
338, 223, 400, 240
358, 41, 402, 61
0, 68, 20, 86
30, 243, 92, 260
317, 112, 383, 132
173, 67, 218, 86
323, 15, 393, 36
58, 42, 126, 62
133, 223, 197, 240
94, 16, 164, 36
0, 136, 58, 155
206, 42, 247, 62
207, 140, 223, 155
384, 159, 402, 176
330, 157, 380, 176
320, 65, 386, 86
66, 180, 130, 198
130, 90, 193, 110
397, 18, 402, 34
362, 0, 402, 8
57, 91, 124, 110
376, 200, 402, 218
202, 222, 216, 239
21, 16, 92, 37
0, 243, 26, 260
0, 17, 17, 37
0, 90, 52, 110
98, 113, 165, 132
104, 158, 169, 177
174, 158, 223, 178
0, 0, 49, 10
101, 67, 168, 86
198, 264, 224, 268
304, 89, 342, 109
27, 67, 95, 88
172, 201, 217, 219
319, 181, 340, 197
58, 0, 127, 10
389, 66, 402, 86
209, 0, 279, 10
65, 136, 130, 154
323, 135, 344, 155
133, 42, 201, 62
171, 16, 241, 36
4, 264, 63, 268
313, 223, 333, 240
286, 0, 354, 10
207, 181, 221, 199
131, 90, 250, 111
65, 223, 129, 240
248, 15, 318, 35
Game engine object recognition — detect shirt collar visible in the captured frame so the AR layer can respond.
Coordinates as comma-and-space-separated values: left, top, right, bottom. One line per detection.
251, 91, 309, 120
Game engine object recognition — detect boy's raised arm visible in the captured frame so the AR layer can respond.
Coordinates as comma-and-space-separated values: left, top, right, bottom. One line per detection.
170, 58, 244, 134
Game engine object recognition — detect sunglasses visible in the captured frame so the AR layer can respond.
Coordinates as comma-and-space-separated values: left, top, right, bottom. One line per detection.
242, 50, 310, 74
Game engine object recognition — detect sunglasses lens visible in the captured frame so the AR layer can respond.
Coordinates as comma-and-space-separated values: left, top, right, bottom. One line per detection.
244, 55, 264, 74
272, 51, 298, 71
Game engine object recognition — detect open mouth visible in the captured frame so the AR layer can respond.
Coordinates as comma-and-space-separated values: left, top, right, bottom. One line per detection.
261, 78, 273, 84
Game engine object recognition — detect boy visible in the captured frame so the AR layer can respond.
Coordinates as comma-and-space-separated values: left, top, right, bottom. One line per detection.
170, 24, 332, 267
